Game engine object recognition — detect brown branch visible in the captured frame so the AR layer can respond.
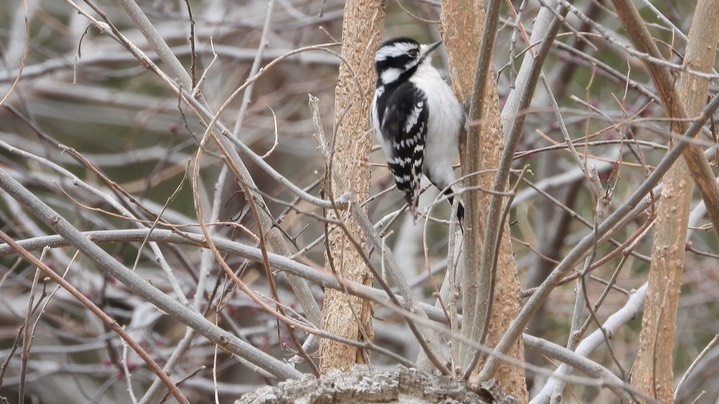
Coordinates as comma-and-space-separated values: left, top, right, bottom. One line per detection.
610, 0, 719, 241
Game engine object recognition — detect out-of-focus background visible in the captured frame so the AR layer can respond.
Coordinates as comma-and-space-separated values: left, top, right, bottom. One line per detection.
1, 0, 718, 403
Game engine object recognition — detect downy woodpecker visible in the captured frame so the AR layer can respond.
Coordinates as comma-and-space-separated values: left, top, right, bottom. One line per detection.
371, 37, 464, 224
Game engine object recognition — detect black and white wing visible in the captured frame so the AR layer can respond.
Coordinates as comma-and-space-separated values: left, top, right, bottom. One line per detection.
377, 83, 428, 215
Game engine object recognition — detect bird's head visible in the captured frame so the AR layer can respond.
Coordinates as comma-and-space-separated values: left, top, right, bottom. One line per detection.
374, 37, 442, 85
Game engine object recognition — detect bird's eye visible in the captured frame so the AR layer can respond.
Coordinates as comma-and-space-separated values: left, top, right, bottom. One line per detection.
409, 49, 419, 58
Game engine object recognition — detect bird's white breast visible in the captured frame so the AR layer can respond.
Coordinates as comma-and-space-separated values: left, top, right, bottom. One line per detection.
409, 62, 462, 177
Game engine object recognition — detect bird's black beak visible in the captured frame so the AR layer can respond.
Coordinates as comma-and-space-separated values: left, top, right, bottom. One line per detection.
423, 40, 443, 56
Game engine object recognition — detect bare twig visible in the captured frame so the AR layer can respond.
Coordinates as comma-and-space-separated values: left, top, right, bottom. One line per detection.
0, 168, 303, 380
674, 334, 719, 400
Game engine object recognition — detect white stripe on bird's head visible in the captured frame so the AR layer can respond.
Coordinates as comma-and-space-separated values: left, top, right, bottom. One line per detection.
375, 41, 419, 62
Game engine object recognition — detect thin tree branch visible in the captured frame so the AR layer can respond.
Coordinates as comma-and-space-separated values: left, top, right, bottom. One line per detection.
0, 167, 303, 380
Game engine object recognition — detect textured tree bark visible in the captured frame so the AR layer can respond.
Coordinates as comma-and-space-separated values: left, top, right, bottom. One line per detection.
318, 0, 386, 373
237, 365, 515, 403
440, 0, 528, 400
626, 0, 719, 401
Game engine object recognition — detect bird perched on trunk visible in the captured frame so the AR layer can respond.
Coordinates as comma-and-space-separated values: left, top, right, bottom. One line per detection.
371, 37, 464, 226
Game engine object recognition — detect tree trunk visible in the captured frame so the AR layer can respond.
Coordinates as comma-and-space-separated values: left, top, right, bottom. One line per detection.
627, 0, 719, 401
318, 0, 386, 373
441, 0, 528, 400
